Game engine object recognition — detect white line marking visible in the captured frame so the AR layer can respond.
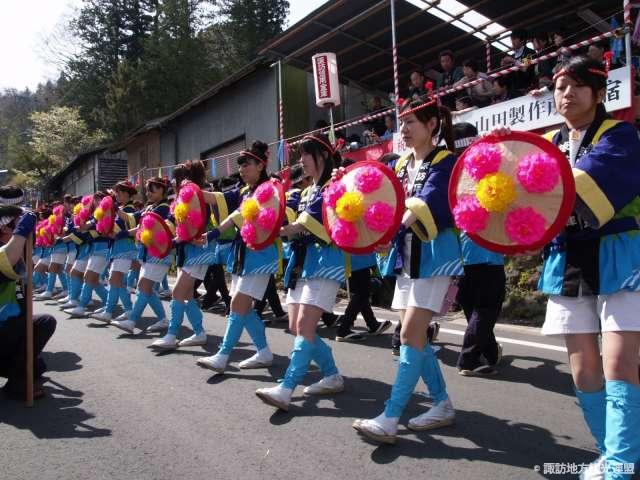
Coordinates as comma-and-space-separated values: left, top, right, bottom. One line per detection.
439, 327, 567, 353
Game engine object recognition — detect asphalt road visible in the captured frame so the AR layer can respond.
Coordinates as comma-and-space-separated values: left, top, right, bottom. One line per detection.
1, 296, 603, 480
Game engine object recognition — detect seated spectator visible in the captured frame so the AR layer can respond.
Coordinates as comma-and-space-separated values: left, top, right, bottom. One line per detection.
0, 186, 56, 400
552, 28, 571, 73
491, 77, 514, 104
532, 31, 554, 88
452, 96, 477, 117
587, 42, 606, 63
454, 59, 493, 107
379, 114, 396, 141
408, 69, 427, 100
366, 96, 387, 136
501, 29, 535, 95
436, 49, 464, 109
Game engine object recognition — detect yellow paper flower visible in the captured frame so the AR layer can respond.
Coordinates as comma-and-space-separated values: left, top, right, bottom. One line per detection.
476, 172, 516, 212
94, 207, 104, 220
38, 228, 46, 237
140, 229, 153, 246
48, 215, 56, 224
240, 198, 260, 221
174, 202, 189, 222
335, 191, 365, 222
73, 204, 82, 215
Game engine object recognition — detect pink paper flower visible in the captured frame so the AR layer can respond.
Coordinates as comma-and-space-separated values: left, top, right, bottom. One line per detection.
354, 166, 383, 194
53, 205, 65, 216
156, 229, 169, 246
331, 218, 358, 247
255, 182, 275, 203
256, 207, 276, 230
463, 144, 503, 181
141, 215, 156, 230
505, 207, 546, 245
100, 196, 113, 209
453, 195, 489, 233
516, 152, 560, 193
176, 223, 191, 241
148, 245, 163, 258
240, 222, 257, 244
323, 181, 346, 209
186, 210, 203, 229
81, 195, 93, 207
179, 184, 196, 203
364, 201, 395, 232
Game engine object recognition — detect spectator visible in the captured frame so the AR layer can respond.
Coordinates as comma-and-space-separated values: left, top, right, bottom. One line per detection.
501, 29, 535, 95
454, 59, 493, 107
587, 42, 606, 63
408, 69, 427, 100
552, 28, 571, 73
532, 31, 554, 88
491, 77, 514, 104
453, 96, 477, 115
379, 114, 396, 141
366, 96, 387, 136
436, 49, 464, 109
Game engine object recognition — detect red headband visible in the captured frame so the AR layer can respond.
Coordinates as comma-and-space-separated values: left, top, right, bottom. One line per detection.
240, 150, 268, 165
553, 67, 608, 83
304, 135, 335, 154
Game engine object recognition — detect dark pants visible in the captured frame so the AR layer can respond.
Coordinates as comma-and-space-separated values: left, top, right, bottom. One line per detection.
456, 264, 506, 370
0, 314, 57, 395
391, 317, 438, 349
254, 275, 285, 317
337, 268, 379, 335
199, 264, 231, 308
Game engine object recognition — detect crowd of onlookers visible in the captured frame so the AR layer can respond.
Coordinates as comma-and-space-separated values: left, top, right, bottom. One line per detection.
358, 28, 617, 145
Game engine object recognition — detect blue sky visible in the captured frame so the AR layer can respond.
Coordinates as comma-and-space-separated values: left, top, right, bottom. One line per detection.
0, 0, 328, 91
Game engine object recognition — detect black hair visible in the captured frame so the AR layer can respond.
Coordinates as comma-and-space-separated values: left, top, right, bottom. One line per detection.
146, 177, 168, 196
492, 76, 509, 88
173, 160, 207, 189
532, 31, 550, 43
399, 99, 455, 152
341, 158, 356, 168
462, 59, 478, 72
439, 49, 454, 60
237, 140, 270, 186
554, 55, 608, 117
378, 152, 400, 165
299, 133, 341, 185
511, 29, 528, 41
410, 69, 425, 77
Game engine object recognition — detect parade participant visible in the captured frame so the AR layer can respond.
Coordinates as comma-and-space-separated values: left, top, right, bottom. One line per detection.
353, 98, 461, 443
0, 188, 56, 400
254, 134, 346, 411
64, 192, 111, 317
450, 123, 506, 377
59, 197, 93, 309
531, 55, 640, 479
34, 201, 69, 301
151, 161, 211, 349
196, 141, 277, 372
56, 195, 79, 306
111, 178, 171, 334
33, 204, 53, 296
91, 182, 138, 323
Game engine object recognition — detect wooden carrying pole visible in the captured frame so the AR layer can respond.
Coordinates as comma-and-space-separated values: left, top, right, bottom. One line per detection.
25, 234, 34, 407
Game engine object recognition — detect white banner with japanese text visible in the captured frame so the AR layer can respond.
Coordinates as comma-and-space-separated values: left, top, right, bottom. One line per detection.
453, 66, 631, 134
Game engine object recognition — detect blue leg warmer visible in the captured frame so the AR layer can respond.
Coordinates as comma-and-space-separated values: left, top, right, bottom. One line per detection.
604, 380, 640, 479
384, 345, 425, 418
147, 293, 166, 320
244, 310, 268, 351
312, 336, 338, 377
168, 299, 186, 336
184, 299, 204, 335
219, 311, 245, 355
576, 387, 606, 454
129, 292, 150, 324
421, 343, 449, 404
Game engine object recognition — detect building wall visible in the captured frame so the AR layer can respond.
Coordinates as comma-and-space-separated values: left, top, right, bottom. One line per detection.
126, 130, 161, 175
161, 67, 279, 172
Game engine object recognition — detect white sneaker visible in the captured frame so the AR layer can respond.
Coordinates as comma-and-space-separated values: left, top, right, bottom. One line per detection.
64, 305, 87, 317
407, 398, 455, 431
60, 299, 79, 309
579, 456, 606, 480
158, 289, 171, 299
86, 300, 98, 309
353, 413, 399, 444
57, 296, 70, 305
127, 287, 136, 294
255, 384, 293, 411
114, 310, 131, 322
91, 311, 113, 323
145, 318, 169, 333
35, 291, 54, 301
52, 290, 68, 300
239, 348, 273, 369
92, 307, 106, 315
151, 334, 178, 349
196, 353, 229, 373
111, 319, 136, 334
303, 373, 344, 395
178, 332, 207, 347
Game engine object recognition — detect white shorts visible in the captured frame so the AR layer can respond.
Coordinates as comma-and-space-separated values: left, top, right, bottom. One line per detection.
140, 262, 170, 284
230, 273, 270, 301
50, 252, 66, 265
66, 251, 77, 266
72, 259, 88, 273
542, 290, 640, 335
391, 275, 452, 313
182, 264, 208, 281
32, 255, 40, 264
87, 255, 109, 274
286, 278, 340, 313
110, 258, 133, 274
